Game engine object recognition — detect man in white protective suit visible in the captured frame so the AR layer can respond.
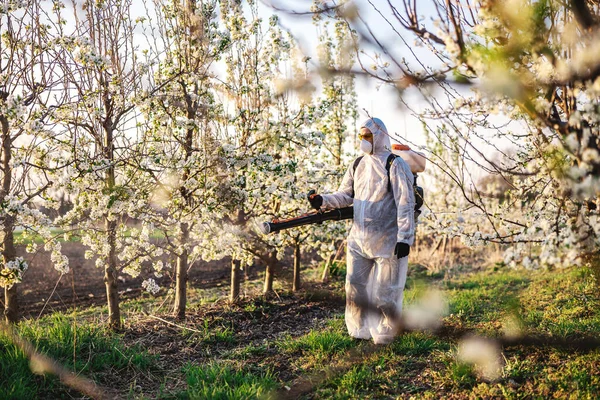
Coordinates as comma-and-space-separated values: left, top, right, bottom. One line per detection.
307, 117, 415, 345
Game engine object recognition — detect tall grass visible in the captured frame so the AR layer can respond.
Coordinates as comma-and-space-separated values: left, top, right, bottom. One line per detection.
0, 313, 155, 399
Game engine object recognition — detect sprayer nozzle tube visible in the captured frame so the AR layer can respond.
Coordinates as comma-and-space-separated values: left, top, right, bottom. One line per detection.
260, 222, 272, 234
259, 207, 354, 234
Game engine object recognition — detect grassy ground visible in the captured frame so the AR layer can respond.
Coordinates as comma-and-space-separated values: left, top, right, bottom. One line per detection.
1, 263, 599, 399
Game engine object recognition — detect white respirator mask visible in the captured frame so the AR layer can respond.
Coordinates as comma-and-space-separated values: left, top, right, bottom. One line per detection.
360, 139, 373, 154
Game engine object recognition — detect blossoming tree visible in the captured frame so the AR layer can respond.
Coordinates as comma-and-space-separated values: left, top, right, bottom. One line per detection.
308, 14, 358, 282
215, 1, 296, 296
51, 0, 160, 329
0, 1, 67, 322
134, 0, 229, 318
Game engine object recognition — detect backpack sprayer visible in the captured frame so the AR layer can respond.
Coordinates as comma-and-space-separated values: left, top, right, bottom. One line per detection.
260, 145, 426, 235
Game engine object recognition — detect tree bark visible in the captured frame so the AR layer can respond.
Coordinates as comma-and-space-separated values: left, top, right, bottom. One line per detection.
1, 116, 18, 323
263, 250, 276, 295
230, 258, 241, 302
414, 236, 420, 257
103, 123, 120, 330
441, 234, 448, 259
293, 243, 301, 292
3, 218, 18, 323
4, 284, 18, 324
104, 218, 121, 330
172, 97, 195, 318
263, 264, 274, 294
173, 223, 189, 319
321, 253, 334, 283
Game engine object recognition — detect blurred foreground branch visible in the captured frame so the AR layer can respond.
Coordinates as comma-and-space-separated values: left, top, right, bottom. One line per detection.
0, 322, 109, 400
344, 293, 600, 351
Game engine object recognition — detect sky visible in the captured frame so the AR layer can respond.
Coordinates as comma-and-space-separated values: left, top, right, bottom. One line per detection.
266, 0, 443, 149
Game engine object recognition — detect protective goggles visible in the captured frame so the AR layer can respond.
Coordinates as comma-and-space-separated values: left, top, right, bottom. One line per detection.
358, 131, 373, 140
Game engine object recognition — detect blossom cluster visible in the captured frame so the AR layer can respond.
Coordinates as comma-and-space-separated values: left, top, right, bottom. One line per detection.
142, 278, 160, 295
0, 257, 28, 289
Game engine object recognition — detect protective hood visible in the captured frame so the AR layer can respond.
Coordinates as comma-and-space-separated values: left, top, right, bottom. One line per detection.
360, 117, 391, 155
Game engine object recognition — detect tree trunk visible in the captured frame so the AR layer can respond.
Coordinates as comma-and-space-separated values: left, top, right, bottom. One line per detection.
4, 285, 18, 323
104, 218, 121, 330
321, 253, 334, 283
3, 219, 18, 323
103, 122, 120, 330
173, 223, 189, 319
414, 237, 419, 257
230, 258, 241, 302
293, 243, 301, 292
263, 250, 276, 295
1, 117, 18, 323
263, 264, 274, 294
173, 100, 195, 317
441, 234, 448, 259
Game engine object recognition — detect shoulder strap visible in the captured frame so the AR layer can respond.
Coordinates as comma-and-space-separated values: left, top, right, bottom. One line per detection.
351, 156, 363, 198
386, 153, 398, 192
353, 154, 398, 196
352, 156, 363, 174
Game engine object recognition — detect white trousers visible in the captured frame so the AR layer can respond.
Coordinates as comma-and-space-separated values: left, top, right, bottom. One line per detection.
345, 245, 409, 344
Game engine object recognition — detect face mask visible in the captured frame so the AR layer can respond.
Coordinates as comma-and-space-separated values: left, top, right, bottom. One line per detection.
360, 139, 373, 154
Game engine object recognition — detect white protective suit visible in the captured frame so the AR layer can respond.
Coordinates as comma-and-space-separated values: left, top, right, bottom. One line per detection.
321, 118, 416, 344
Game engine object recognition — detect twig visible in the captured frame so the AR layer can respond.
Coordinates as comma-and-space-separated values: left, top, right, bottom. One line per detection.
37, 274, 63, 320
144, 313, 205, 334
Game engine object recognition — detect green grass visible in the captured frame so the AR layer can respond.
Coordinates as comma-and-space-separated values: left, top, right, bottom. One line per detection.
299, 267, 600, 399
223, 344, 268, 360
182, 362, 277, 400
323, 364, 376, 399
0, 313, 156, 399
13, 229, 69, 245
276, 314, 354, 365
444, 270, 530, 328
12, 227, 166, 245
278, 330, 354, 357
181, 319, 237, 346
2, 263, 600, 399
389, 332, 450, 356
518, 268, 600, 337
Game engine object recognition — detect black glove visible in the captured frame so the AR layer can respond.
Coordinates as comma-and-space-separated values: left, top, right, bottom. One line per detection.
307, 189, 323, 210
394, 242, 410, 259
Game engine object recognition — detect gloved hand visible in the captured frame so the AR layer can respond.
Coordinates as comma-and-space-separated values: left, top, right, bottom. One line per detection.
307, 189, 323, 210
394, 242, 410, 259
